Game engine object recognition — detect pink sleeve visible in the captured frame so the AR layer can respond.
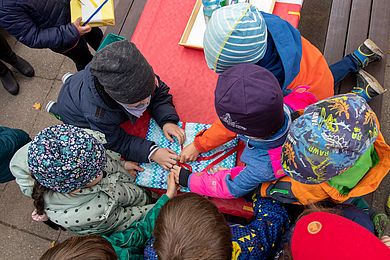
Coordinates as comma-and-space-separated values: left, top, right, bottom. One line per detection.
188, 166, 245, 199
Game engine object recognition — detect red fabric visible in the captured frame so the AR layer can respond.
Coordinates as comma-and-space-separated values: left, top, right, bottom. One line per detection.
292, 212, 390, 259
123, 0, 301, 217
273, 2, 302, 28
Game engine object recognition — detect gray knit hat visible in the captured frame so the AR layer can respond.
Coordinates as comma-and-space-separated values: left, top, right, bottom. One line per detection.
90, 40, 155, 104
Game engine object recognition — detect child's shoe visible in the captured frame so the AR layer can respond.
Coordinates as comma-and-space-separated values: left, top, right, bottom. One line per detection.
352, 70, 387, 101
351, 39, 384, 68
61, 72, 73, 84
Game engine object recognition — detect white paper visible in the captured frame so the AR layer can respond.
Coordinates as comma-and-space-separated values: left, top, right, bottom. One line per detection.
185, 4, 206, 49
81, 0, 104, 23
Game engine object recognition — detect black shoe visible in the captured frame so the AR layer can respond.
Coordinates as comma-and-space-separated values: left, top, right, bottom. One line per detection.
10, 55, 35, 77
0, 69, 19, 95
351, 39, 384, 68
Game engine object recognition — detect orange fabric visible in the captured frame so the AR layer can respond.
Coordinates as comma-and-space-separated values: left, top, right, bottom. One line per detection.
260, 132, 390, 205
287, 37, 334, 100
193, 119, 236, 153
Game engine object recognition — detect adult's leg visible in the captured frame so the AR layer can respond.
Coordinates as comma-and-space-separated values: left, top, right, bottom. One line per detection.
0, 33, 17, 64
0, 33, 34, 77
329, 55, 359, 85
84, 27, 103, 51
59, 38, 93, 71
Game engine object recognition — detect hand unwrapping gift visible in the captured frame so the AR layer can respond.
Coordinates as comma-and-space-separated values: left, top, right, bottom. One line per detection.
163, 123, 186, 145
179, 142, 200, 163
151, 148, 179, 170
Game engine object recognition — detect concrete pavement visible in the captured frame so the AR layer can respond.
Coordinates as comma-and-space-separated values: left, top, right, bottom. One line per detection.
0, 1, 389, 258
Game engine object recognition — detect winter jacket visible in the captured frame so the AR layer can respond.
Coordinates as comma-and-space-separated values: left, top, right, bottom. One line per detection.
103, 194, 170, 260
180, 88, 318, 198
144, 196, 290, 260
0, 126, 30, 183
261, 13, 334, 100
0, 0, 79, 52
258, 130, 390, 205
10, 129, 154, 235
49, 66, 179, 163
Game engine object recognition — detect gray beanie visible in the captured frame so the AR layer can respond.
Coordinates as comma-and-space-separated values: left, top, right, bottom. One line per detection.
90, 40, 155, 104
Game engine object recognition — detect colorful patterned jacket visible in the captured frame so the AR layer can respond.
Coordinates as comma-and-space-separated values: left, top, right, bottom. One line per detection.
258, 131, 390, 205
179, 88, 317, 198
144, 196, 290, 260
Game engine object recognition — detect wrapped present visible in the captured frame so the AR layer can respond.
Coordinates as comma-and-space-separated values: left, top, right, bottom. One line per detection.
70, 0, 115, 27
136, 119, 239, 192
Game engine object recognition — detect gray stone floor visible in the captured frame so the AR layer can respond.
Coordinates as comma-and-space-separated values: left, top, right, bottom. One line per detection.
0, 4, 389, 260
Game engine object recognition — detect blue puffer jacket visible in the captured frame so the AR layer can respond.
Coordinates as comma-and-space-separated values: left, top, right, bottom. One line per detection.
0, 0, 79, 52
50, 65, 180, 163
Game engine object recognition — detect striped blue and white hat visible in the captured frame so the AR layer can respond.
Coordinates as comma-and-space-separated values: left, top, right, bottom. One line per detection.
203, 3, 268, 73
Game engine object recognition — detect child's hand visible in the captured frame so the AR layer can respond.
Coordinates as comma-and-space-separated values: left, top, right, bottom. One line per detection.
171, 165, 181, 183
151, 148, 178, 170
73, 17, 92, 36
382, 235, 390, 249
208, 167, 228, 174
179, 143, 199, 163
124, 161, 144, 177
163, 123, 186, 145
166, 172, 178, 198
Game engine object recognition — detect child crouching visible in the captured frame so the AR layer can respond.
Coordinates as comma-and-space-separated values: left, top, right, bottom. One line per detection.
40, 173, 178, 260
10, 124, 154, 235
144, 193, 290, 260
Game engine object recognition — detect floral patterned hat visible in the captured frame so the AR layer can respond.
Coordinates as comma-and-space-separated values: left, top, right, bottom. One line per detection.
28, 124, 107, 193
281, 94, 379, 184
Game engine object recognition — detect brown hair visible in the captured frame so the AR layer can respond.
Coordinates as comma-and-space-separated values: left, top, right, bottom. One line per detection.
32, 181, 64, 230
154, 193, 232, 260
40, 235, 117, 260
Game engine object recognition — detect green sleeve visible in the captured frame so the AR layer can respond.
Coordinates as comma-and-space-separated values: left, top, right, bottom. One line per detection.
103, 195, 170, 259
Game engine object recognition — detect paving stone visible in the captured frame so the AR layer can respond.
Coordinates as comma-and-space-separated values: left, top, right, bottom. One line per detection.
0, 77, 55, 135
12, 42, 65, 80
30, 80, 63, 136
0, 224, 50, 260
0, 182, 72, 243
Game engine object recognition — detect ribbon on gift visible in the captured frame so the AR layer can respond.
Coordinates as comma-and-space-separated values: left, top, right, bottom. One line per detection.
71, 0, 115, 27
81, 0, 109, 25
178, 122, 242, 173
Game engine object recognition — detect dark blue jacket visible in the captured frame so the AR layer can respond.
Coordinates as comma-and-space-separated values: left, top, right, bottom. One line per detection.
50, 66, 180, 163
0, 0, 79, 52
0, 126, 30, 183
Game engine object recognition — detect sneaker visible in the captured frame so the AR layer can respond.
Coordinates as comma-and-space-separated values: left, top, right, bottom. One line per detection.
45, 100, 56, 113
61, 72, 73, 84
352, 70, 387, 101
0, 69, 19, 95
351, 39, 384, 68
9, 55, 35, 77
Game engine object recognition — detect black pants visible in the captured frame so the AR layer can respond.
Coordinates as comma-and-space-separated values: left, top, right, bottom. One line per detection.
0, 33, 17, 76
57, 27, 103, 71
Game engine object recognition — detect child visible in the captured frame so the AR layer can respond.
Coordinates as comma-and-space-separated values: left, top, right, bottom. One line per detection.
46, 40, 184, 170
283, 211, 390, 259
0, 33, 34, 95
144, 193, 290, 260
0, 0, 102, 71
173, 64, 385, 199
10, 124, 156, 235
180, 3, 386, 168
0, 125, 30, 183
258, 94, 390, 205
201, 3, 385, 100
40, 173, 178, 260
